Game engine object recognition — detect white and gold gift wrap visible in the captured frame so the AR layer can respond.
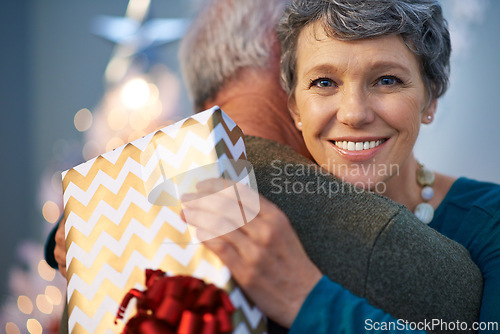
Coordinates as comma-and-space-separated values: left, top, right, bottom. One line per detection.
62, 106, 266, 333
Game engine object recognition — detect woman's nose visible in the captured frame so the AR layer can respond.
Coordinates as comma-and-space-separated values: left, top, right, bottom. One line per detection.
336, 86, 374, 128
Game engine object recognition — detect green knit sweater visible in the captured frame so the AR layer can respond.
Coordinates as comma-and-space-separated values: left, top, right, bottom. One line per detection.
245, 135, 481, 333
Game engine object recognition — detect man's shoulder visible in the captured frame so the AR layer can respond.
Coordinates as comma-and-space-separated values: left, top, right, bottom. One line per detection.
245, 135, 312, 165
243, 135, 482, 323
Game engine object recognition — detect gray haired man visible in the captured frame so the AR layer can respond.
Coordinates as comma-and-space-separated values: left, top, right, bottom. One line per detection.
49, 1, 482, 332
179, 0, 482, 332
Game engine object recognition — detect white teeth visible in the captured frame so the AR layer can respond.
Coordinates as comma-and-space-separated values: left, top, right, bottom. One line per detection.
334, 139, 385, 151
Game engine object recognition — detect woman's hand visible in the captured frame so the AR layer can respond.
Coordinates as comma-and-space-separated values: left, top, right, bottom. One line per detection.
54, 217, 67, 278
181, 179, 322, 328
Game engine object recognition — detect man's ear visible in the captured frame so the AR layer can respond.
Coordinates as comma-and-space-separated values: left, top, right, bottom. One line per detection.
288, 96, 302, 131
422, 98, 437, 124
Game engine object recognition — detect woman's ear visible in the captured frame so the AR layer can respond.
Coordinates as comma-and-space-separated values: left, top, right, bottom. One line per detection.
288, 96, 302, 131
422, 99, 437, 124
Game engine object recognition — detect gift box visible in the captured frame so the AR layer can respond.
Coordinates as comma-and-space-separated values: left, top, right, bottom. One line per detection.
62, 106, 266, 333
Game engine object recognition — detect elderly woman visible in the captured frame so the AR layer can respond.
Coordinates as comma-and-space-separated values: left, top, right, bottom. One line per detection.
184, 0, 499, 333
275, 0, 499, 331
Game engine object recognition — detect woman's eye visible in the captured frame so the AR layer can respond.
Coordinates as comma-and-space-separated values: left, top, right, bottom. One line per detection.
310, 78, 335, 88
377, 76, 402, 86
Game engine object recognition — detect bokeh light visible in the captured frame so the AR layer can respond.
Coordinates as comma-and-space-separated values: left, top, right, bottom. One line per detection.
45, 285, 63, 305
121, 78, 150, 109
148, 100, 162, 119
82, 140, 99, 161
128, 130, 146, 143
106, 137, 125, 152
38, 259, 56, 281
26, 319, 42, 334
129, 110, 149, 131
17, 295, 33, 315
146, 83, 159, 105
105, 57, 129, 83
5, 322, 21, 334
36, 294, 53, 314
51, 171, 63, 193
74, 108, 93, 132
42, 200, 60, 224
107, 107, 128, 131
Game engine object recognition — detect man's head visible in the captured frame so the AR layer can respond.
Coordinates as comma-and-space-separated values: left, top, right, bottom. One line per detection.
179, 0, 290, 112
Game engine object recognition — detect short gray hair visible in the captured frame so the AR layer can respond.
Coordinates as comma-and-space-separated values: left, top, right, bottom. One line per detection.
277, 0, 451, 100
179, 0, 290, 111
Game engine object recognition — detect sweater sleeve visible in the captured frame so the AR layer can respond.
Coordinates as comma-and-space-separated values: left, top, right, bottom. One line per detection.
289, 276, 426, 334
471, 213, 500, 332
44, 221, 59, 269
428, 178, 500, 332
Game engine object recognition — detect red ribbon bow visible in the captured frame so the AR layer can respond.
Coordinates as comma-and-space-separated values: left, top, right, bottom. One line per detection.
115, 269, 235, 334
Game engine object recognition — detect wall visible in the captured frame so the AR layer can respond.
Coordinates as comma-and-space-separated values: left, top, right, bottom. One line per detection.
415, 0, 500, 183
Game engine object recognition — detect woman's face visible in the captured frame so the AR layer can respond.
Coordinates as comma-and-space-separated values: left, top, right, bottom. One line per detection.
290, 23, 436, 190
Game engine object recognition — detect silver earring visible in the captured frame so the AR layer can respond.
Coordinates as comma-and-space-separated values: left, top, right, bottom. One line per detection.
297, 121, 302, 129
427, 115, 432, 121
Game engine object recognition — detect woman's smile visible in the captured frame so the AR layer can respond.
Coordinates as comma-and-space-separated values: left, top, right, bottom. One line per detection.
290, 23, 436, 188
329, 138, 389, 162
332, 139, 387, 152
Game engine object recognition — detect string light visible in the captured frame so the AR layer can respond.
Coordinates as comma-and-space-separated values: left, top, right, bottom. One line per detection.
128, 130, 147, 143
38, 260, 56, 282
105, 57, 130, 83
129, 109, 150, 131
149, 100, 162, 119
82, 140, 100, 161
5, 322, 21, 334
74, 108, 93, 132
26, 319, 42, 334
107, 107, 128, 131
121, 78, 150, 109
42, 201, 60, 224
45, 285, 63, 305
146, 83, 159, 106
17, 295, 33, 315
51, 171, 63, 193
36, 294, 53, 315
106, 137, 125, 152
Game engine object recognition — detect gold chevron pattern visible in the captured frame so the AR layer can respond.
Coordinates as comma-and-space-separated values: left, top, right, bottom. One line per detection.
62, 107, 266, 333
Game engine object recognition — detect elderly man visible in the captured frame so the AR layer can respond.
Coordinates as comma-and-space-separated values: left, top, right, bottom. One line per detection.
178, 0, 482, 333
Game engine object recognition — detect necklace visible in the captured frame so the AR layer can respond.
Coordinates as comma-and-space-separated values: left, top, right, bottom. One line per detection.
414, 162, 435, 224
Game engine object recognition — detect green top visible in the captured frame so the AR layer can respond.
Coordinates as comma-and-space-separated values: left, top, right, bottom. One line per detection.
291, 177, 500, 333
430, 177, 500, 331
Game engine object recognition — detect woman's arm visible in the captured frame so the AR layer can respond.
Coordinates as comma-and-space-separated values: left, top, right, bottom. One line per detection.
182, 179, 425, 332
290, 276, 424, 333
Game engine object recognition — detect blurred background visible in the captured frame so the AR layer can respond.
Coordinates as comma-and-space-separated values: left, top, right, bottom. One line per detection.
0, 0, 498, 332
